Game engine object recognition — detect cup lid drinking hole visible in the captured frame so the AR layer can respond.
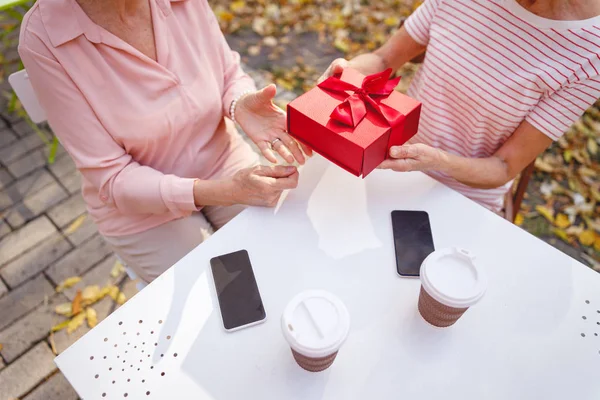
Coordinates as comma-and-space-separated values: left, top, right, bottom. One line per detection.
281, 290, 350, 358
420, 247, 487, 308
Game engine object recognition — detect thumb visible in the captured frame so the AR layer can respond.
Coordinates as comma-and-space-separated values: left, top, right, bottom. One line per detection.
389, 145, 417, 159
331, 59, 349, 75
254, 84, 277, 104
255, 165, 297, 178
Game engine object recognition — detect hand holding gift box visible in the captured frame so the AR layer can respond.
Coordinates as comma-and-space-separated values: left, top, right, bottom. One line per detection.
287, 68, 421, 177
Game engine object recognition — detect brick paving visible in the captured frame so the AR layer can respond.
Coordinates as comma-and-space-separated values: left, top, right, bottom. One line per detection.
0, 112, 133, 399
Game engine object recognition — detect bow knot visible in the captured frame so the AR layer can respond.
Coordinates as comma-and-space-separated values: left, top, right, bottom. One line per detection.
318, 68, 403, 128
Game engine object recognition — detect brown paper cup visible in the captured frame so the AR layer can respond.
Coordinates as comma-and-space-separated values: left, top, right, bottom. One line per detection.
291, 349, 338, 372
418, 286, 469, 327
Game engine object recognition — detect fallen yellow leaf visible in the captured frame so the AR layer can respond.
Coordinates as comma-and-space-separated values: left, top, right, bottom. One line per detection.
51, 319, 70, 332
229, 0, 245, 13
56, 277, 81, 292
587, 137, 598, 156
98, 285, 112, 298
563, 149, 573, 163
514, 213, 524, 226
535, 205, 554, 223
578, 167, 597, 178
72, 290, 83, 316
579, 230, 596, 247
67, 312, 86, 334
555, 213, 571, 229
63, 214, 86, 235
116, 292, 127, 305
82, 285, 101, 302
334, 37, 350, 53
552, 228, 569, 242
49, 332, 57, 355
384, 16, 399, 27
534, 158, 555, 173
54, 303, 72, 317
86, 307, 98, 328
108, 285, 119, 301
328, 15, 346, 29
216, 10, 234, 22
110, 260, 125, 278
591, 187, 600, 202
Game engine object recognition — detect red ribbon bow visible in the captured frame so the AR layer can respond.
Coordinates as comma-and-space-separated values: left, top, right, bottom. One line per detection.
317, 68, 403, 128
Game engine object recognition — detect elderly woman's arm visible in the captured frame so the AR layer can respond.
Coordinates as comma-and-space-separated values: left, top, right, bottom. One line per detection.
201, 0, 308, 164
380, 76, 600, 189
20, 42, 197, 216
379, 121, 552, 189
19, 34, 296, 215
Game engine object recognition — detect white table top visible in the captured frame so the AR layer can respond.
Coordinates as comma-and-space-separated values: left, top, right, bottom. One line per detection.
56, 156, 600, 400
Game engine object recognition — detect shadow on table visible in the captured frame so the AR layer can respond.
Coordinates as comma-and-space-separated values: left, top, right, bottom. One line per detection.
176, 157, 334, 399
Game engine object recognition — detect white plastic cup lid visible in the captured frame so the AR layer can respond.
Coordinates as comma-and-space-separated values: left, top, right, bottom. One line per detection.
281, 290, 350, 358
420, 247, 487, 308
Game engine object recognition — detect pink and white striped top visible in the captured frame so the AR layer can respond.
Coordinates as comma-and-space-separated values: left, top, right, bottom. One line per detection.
404, 0, 600, 211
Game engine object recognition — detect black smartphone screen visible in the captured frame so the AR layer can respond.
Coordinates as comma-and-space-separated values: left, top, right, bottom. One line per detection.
210, 250, 266, 331
391, 210, 435, 277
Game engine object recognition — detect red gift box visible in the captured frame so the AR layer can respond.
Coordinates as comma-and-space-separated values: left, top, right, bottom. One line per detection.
287, 68, 421, 177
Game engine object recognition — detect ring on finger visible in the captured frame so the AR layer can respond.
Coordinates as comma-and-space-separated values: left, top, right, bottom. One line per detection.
270, 138, 283, 147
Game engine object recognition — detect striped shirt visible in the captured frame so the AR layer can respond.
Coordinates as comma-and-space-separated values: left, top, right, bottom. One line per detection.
404, 0, 600, 211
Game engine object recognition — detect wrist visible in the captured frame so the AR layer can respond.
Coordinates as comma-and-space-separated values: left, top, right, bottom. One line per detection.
193, 179, 236, 207
230, 91, 252, 124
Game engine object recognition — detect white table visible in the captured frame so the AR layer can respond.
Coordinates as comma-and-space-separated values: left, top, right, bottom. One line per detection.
56, 156, 600, 400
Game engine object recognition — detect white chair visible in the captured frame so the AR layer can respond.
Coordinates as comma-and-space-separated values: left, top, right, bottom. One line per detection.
8, 70, 147, 291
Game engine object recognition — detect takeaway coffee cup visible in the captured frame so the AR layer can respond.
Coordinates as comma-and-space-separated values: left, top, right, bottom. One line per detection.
418, 247, 487, 327
281, 290, 350, 372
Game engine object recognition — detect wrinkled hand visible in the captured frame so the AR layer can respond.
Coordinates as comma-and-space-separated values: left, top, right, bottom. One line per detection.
229, 165, 299, 207
378, 144, 445, 172
235, 85, 312, 165
317, 58, 350, 83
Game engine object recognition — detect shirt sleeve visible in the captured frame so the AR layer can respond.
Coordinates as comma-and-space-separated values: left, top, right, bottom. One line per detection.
403, 0, 444, 46
199, 0, 256, 118
526, 76, 600, 140
18, 39, 198, 217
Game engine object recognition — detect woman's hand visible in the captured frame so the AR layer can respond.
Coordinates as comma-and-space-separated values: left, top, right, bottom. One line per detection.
235, 85, 312, 165
378, 144, 446, 172
194, 165, 299, 208
317, 58, 350, 83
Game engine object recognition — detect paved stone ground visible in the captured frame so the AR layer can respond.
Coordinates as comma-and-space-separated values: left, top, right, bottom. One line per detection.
0, 23, 596, 400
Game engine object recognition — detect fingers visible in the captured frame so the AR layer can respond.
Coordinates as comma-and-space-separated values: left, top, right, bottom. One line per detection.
389, 144, 419, 159
330, 58, 349, 75
278, 132, 306, 165
269, 171, 300, 190
299, 141, 313, 157
378, 159, 419, 172
255, 84, 277, 104
317, 58, 349, 83
271, 138, 295, 164
255, 165, 297, 178
257, 140, 279, 164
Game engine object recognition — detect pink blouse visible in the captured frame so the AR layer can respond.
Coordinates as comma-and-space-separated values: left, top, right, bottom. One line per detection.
18, 0, 256, 236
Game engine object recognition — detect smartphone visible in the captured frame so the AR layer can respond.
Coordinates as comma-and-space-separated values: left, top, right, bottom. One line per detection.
210, 250, 267, 332
391, 210, 435, 277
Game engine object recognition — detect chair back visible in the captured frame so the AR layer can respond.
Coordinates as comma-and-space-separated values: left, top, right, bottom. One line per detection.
8, 69, 47, 124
